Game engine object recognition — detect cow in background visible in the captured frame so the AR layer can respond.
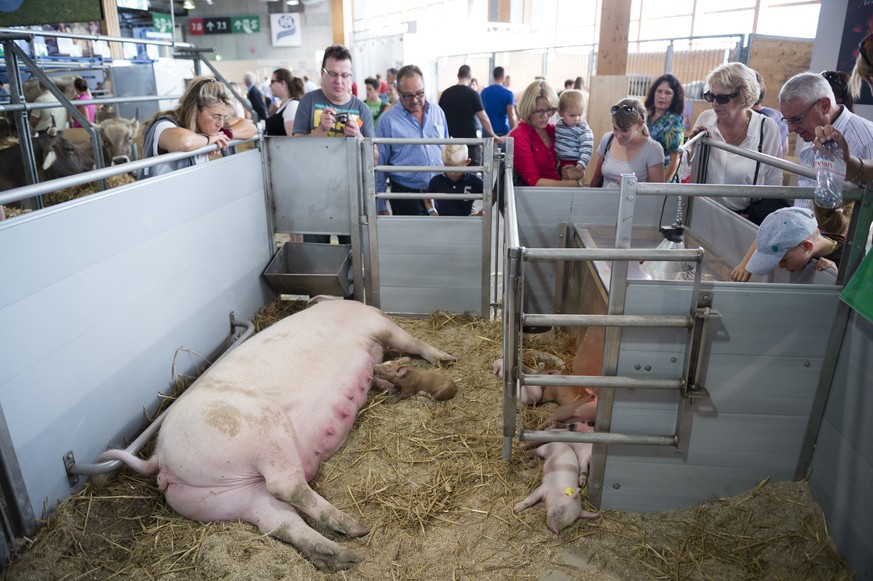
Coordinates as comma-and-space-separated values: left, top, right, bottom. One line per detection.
0, 128, 94, 191
97, 117, 140, 165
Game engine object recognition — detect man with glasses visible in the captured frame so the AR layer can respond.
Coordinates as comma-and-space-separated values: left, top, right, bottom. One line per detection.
778, 72, 873, 200
375, 64, 448, 215
292, 45, 374, 140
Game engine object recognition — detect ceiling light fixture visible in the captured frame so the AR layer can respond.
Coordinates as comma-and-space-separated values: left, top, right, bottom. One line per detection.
182, 0, 195, 9
287, 0, 299, 4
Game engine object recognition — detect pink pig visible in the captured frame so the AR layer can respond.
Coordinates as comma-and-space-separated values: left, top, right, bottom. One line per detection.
100, 299, 454, 572
514, 437, 598, 534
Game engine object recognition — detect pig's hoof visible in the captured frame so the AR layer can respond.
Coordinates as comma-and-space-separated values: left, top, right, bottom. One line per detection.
309, 543, 361, 572
343, 520, 369, 538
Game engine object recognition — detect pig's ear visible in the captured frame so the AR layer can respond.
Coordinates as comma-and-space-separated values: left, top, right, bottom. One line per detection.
396, 366, 410, 377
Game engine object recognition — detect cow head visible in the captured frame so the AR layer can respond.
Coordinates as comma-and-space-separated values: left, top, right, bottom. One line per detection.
97, 118, 140, 165
33, 129, 94, 180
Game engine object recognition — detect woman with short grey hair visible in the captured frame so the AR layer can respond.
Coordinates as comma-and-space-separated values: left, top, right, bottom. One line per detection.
681, 62, 784, 223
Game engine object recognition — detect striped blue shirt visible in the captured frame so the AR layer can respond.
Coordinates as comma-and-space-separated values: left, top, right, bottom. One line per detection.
375, 101, 448, 211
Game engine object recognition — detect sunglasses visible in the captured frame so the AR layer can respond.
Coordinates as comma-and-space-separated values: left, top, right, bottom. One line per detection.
703, 91, 739, 104
861, 36, 873, 68
610, 104, 637, 116
821, 71, 846, 100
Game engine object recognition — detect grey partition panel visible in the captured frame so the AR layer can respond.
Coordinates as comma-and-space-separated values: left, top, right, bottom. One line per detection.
600, 282, 840, 512
809, 311, 873, 577
267, 137, 358, 235
108, 64, 159, 122
0, 151, 272, 520
377, 216, 482, 315
514, 187, 679, 313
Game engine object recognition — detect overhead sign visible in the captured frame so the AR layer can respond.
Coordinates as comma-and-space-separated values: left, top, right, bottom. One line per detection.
270, 13, 301, 47
188, 15, 259, 36
152, 12, 173, 36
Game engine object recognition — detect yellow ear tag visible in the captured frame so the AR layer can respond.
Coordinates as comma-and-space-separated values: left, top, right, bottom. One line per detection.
564, 487, 577, 496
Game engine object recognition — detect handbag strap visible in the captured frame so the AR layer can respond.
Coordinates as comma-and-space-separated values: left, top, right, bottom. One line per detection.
752, 114, 764, 185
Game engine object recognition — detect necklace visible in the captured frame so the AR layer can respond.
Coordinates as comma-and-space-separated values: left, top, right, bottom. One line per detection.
720, 111, 751, 145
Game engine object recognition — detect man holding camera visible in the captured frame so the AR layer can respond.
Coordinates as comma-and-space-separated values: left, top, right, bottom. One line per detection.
375, 64, 448, 215
292, 44, 374, 139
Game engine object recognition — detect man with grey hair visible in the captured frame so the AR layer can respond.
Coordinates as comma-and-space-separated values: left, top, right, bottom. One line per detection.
243, 71, 269, 123
779, 71, 873, 197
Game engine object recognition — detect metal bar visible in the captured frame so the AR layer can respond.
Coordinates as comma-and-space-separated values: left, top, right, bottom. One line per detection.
0, 95, 184, 114
374, 165, 485, 173
68, 317, 255, 477
521, 430, 678, 446
480, 138, 495, 317
2, 39, 38, 207
373, 137, 485, 145
554, 222, 568, 316
0, 27, 193, 48
376, 193, 484, 200
522, 374, 683, 390
524, 247, 703, 262
502, 247, 522, 459
362, 138, 381, 308
0, 136, 259, 206
702, 136, 817, 180
523, 313, 693, 328
504, 149, 520, 249
589, 173, 639, 508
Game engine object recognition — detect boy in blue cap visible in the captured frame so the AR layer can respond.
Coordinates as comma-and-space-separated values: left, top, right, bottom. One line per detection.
745, 207, 839, 276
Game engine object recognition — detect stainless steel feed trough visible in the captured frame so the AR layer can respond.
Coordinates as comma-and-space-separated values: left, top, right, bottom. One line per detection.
263, 242, 353, 297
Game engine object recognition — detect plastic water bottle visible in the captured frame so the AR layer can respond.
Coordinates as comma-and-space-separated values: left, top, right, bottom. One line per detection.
814, 141, 846, 209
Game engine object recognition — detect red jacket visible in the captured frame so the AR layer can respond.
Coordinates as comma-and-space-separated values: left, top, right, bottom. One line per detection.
511, 120, 560, 186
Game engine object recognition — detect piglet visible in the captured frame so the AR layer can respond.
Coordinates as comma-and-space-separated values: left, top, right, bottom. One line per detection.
374, 357, 457, 402
514, 440, 598, 533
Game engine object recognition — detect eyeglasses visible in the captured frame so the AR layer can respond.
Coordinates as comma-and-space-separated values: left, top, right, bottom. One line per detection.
532, 107, 557, 117
400, 90, 426, 101
323, 68, 352, 80
703, 91, 739, 104
780, 100, 818, 126
270, 79, 280, 84
821, 71, 846, 100
611, 104, 638, 116
208, 113, 228, 123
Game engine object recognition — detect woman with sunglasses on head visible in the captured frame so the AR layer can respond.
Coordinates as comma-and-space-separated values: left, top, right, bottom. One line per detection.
644, 74, 685, 181
588, 98, 665, 189
265, 68, 304, 136
821, 70, 854, 113
510, 80, 585, 187
140, 76, 257, 179
681, 62, 783, 219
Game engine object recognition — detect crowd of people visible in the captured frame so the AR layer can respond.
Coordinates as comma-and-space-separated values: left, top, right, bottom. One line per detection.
137, 34, 873, 280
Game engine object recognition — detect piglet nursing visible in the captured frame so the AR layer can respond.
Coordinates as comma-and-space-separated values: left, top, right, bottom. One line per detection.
374, 356, 457, 402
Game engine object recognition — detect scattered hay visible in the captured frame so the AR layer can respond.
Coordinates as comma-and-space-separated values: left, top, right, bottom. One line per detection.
3, 298, 853, 580
43, 173, 136, 206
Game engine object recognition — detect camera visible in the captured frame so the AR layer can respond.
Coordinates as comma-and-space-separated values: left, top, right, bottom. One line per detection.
335, 113, 349, 124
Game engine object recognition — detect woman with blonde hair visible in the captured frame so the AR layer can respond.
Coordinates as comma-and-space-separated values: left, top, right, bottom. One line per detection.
681, 62, 783, 222
588, 98, 665, 188
510, 80, 584, 187
140, 76, 257, 178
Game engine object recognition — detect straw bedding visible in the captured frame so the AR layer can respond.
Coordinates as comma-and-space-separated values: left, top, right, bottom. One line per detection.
3, 299, 852, 580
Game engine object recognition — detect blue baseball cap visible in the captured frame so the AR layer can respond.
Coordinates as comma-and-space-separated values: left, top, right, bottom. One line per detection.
746, 207, 818, 275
